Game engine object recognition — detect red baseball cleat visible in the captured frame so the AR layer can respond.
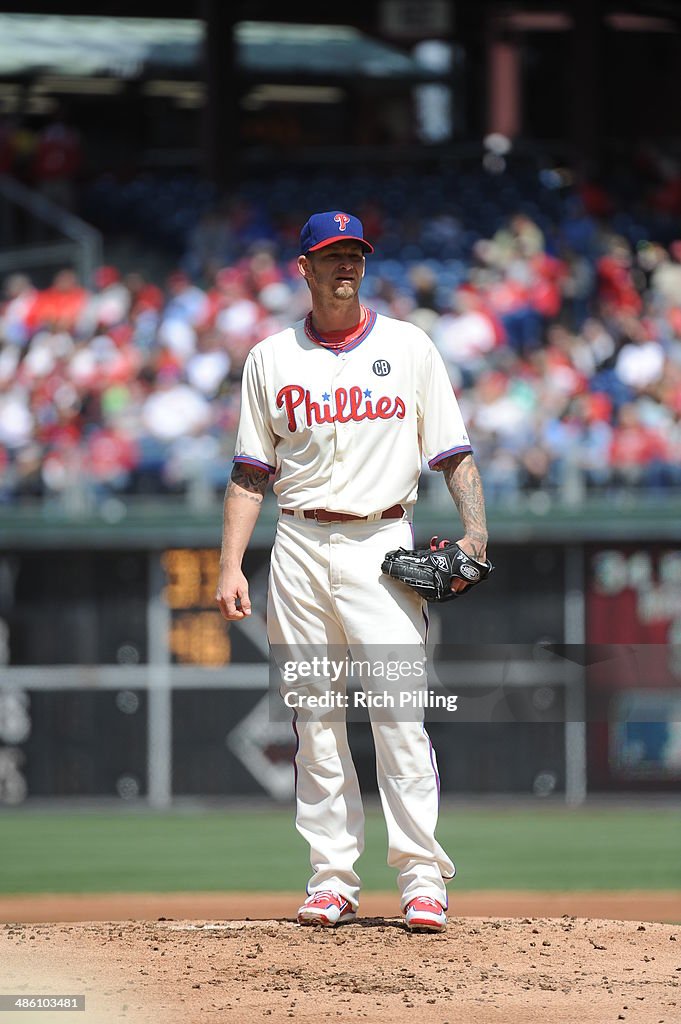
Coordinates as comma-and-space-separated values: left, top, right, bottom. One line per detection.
297, 890, 357, 927
404, 895, 447, 932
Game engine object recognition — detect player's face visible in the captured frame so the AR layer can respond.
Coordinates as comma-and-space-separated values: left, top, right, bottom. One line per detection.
299, 243, 365, 302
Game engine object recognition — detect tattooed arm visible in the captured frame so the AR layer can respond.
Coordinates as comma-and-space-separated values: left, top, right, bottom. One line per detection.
216, 463, 270, 620
437, 453, 488, 586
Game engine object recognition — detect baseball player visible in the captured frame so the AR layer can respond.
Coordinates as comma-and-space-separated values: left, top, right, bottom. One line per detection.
216, 211, 489, 932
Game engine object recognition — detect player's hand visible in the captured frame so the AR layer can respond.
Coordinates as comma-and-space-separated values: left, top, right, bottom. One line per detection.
452, 535, 487, 593
216, 570, 252, 620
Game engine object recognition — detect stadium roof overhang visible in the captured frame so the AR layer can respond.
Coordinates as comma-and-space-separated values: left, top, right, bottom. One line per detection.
0, 14, 441, 82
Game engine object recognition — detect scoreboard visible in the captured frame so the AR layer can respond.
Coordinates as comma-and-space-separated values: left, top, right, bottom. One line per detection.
163, 548, 232, 667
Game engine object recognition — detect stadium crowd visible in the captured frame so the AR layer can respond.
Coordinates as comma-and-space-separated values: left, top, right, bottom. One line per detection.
2, 171, 681, 509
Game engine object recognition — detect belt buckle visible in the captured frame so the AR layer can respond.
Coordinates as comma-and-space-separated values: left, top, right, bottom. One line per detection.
314, 509, 342, 524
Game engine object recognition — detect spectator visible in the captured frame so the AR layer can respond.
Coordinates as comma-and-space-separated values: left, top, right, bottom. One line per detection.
163, 270, 210, 328
570, 392, 614, 491
125, 272, 164, 353
84, 424, 139, 498
27, 268, 89, 334
243, 242, 285, 295
484, 264, 543, 356
140, 368, 212, 444
0, 273, 37, 348
77, 266, 131, 335
432, 284, 503, 386
596, 238, 643, 318
407, 263, 440, 312
468, 369, 533, 447
608, 401, 670, 490
210, 269, 264, 372
614, 324, 666, 393
185, 329, 231, 398
0, 386, 34, 451
560, 250, 596, 329
650, 240, 681, 309
491, 211, 545, 263
580, 317, 616, 371
126, 272, 164, 318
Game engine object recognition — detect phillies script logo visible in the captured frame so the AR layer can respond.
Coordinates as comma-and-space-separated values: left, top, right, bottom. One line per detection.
335, 213, 350, 231
276, 385, 406, 432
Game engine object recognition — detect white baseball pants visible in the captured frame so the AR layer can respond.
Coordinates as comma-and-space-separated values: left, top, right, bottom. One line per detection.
267, 512, 455, 910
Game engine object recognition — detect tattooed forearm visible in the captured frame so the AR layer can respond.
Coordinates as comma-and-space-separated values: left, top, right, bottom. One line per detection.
438, 453, 488, 558
219, 464, 269, 571
229, 463, 269, 502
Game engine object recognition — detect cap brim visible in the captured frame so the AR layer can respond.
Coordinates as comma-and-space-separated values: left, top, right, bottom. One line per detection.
307, 235, 374, 254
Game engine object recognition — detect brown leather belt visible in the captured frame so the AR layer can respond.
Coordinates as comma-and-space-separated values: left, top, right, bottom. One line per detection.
281, 504, 404, 524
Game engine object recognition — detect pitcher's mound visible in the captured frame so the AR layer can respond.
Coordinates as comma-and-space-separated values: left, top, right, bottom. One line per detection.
2, 910, 679, 1024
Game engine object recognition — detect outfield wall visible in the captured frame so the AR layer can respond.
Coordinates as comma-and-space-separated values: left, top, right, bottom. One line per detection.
1, 499, 680, 804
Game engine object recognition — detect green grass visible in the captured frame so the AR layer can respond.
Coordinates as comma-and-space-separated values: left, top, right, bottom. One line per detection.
0, 805, 679, 895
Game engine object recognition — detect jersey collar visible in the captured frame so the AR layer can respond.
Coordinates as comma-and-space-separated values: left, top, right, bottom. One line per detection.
304, 306, 377, 354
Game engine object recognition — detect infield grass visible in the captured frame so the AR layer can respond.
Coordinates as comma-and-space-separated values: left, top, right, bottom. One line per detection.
0, 803, 679, 894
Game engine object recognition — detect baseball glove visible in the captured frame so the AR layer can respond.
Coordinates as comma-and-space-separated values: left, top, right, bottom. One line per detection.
381, 537, 494, 602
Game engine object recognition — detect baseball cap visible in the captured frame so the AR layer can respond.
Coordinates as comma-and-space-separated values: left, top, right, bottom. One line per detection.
300, 211, 374, 255
94, 265, 120, 289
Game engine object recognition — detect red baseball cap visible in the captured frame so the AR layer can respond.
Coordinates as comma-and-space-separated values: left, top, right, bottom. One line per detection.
94, 265, 120, 288
300, 211, 374, 254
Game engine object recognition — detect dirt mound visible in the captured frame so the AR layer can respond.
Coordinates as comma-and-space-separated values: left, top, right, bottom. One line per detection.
2, 890, 680, 924
2, 912, 679, 1024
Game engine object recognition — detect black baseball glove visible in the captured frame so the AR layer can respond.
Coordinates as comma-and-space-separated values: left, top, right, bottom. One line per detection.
381, 537, 494, 602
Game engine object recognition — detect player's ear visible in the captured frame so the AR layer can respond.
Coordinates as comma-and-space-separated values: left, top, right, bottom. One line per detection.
297, 255, 309, 279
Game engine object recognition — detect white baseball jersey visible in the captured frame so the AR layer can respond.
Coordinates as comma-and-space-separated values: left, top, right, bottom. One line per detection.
233, 310, 472, 516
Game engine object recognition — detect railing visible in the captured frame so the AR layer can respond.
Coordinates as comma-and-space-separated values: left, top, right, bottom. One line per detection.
0, 174, 103, 284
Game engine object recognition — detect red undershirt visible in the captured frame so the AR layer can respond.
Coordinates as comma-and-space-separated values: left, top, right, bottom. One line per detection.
304, 306, 370, 352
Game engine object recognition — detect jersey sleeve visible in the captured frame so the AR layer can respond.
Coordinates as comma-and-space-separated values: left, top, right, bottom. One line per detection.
233, 348, 277, 475
418, 339, 473, 470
